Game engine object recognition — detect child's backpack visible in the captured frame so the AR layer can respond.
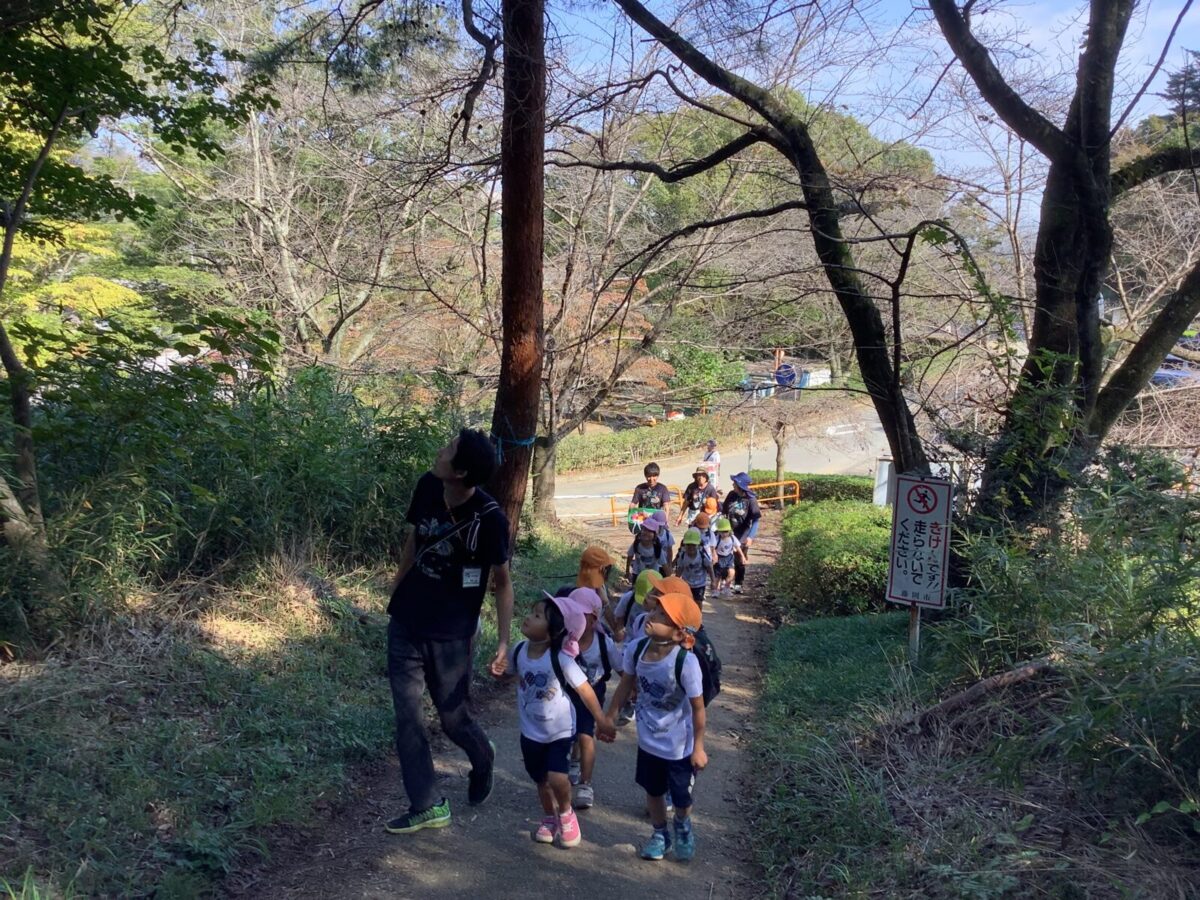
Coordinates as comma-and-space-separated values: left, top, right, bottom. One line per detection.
634, 632, 722, 707
587, 634, 613, 685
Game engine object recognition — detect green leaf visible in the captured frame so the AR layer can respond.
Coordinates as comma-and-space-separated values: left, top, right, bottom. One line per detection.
1178, 800, 1198, 814
1013, 813, 1035, 832
1151, 800, 1173, 815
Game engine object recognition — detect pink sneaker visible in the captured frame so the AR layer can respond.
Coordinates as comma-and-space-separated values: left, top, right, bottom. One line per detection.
558, 808, 582, 848
532, 816, 556, 843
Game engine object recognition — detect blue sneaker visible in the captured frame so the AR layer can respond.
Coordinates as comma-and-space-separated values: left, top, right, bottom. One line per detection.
640, 828, 671, 861
674, 818, 695, 861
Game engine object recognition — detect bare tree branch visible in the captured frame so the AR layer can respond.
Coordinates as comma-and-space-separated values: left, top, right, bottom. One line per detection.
927, 0, 1067, 159
1091, 257, 1200, 438
1112, 145, 1200, 197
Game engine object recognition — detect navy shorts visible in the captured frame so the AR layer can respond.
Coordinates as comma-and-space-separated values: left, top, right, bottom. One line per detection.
690, 585, 706, 607
570, 681, 607, 737
717, 554, 734, 571
635, 747, 695, 808
520, 735, 573, 783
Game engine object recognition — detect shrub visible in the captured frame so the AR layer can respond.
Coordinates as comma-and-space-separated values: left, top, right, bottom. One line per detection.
557, 416, 745, 473
1, 358, 452, 637
770, 500, 891, 615
749, 469, 874, 503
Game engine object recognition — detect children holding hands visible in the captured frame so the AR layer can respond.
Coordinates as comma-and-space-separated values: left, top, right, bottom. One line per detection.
500, 592, 615, 848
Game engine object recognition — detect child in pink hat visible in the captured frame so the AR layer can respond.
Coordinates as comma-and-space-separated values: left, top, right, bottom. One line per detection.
499, 592, 614, 848
626, 516, 671, 581
557, 587, 619, 810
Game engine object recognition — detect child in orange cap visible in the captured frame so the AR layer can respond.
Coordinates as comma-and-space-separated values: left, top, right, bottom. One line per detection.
578, 546, 614, 602
606, 591, 706, 863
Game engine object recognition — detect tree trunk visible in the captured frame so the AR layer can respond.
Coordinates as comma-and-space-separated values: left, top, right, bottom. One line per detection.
486, 0, 545, 544
530, 436, 558, 522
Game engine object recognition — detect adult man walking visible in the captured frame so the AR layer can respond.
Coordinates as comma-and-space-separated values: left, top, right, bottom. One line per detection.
384, 429, 514, 834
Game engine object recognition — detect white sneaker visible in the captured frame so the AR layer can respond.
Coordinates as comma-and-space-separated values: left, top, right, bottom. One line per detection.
575, 782, 595, 809
568, 760, 581, 785
733, 585, 743, 594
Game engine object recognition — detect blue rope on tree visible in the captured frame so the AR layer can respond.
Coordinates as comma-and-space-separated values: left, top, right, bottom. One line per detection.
491, 414, 537, 463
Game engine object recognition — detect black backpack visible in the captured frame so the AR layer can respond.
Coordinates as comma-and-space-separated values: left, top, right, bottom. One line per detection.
634, 630, 722, 707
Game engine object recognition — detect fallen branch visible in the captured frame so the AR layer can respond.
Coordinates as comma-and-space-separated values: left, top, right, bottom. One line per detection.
899, 658, 1059, 733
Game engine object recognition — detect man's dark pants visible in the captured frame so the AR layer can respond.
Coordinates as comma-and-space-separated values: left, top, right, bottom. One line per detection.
387, 617, 492, 812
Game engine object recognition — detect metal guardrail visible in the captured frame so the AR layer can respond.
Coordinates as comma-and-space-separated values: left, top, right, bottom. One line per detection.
748, 479, 801, 507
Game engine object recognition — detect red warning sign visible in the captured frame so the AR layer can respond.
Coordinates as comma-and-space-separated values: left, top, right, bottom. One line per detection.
906, 483, 939, 515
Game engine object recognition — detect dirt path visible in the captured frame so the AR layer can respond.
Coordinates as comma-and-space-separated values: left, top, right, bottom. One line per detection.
233, 526, 779, 899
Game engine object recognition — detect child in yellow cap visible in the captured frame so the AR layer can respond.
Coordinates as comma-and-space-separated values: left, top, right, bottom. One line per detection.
675, 528, 716, 607
605, 591, 706, 862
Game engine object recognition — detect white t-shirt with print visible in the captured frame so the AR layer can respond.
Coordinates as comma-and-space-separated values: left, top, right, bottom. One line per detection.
674, 548, 711, 588
511, 643, 588, 743
621, 641, 703, 760
577, 631, 619, 685
628, 540, 668, 576
714, 533, 742, 560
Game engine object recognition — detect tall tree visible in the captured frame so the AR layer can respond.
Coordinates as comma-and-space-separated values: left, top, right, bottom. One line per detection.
0, 0, 268, 595
598, 0, 934, 475
929, 0, 1200, 522
487, 0, 544, 537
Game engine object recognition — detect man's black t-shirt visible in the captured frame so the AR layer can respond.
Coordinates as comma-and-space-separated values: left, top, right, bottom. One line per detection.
388, 472, 511, 640
631, 482, 671, 509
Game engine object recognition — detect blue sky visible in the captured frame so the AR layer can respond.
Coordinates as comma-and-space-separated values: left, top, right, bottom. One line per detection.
548, 0, 1198, 175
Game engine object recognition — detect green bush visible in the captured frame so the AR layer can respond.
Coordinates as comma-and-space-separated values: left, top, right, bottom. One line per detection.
749, 469, 874, 503
1, 355, 452, 636
770, 500, 891, 615
557, 416, 745, 473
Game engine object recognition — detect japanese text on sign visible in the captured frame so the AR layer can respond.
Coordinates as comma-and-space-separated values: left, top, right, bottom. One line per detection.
886, 475, 952, 609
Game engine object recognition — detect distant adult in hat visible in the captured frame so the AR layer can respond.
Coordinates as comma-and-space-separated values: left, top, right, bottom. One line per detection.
679, 465, 720, 527
721, 472, 761, 594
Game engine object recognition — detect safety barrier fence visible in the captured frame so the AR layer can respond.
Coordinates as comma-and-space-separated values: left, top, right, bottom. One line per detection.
747, 480, 801, 507
554, 485, 685, 527
557, 482, 804, 524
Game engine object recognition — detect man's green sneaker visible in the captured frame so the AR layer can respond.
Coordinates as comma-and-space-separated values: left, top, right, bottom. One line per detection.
385, 798, 451, 834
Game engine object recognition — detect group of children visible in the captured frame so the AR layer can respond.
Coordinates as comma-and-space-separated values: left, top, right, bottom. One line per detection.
489, 457, 757, 861
498, 551, 709, 862
625, 463, 752, 604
